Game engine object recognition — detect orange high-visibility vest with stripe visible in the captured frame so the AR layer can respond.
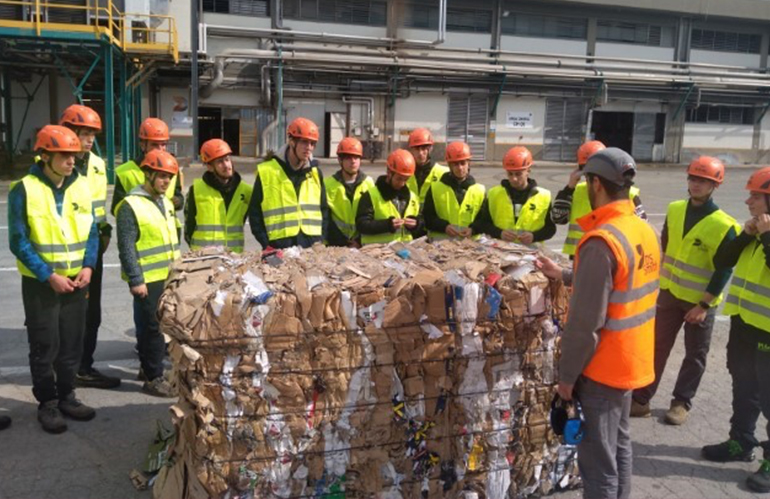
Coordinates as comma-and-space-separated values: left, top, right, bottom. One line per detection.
575, 199, 660, 390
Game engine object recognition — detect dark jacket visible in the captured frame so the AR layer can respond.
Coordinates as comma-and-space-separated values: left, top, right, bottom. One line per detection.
326, 171, 369, 247
247, 146, 329, 250
356, 175, 424, 236
184, 171, 248, 246
552, 182, 647, 224
714, 229, 770, 270
474, 178, 557, 242
423, 172, 482, 234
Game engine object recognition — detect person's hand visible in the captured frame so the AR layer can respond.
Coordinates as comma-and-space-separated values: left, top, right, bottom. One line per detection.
518, 232, 534, 245
48, 273, 75, 294
536, 255, 563, 281
757, 214, 770, 235
567, 169, 583, 189
348, 240, 361, 249
501, 230, 518, 242
445, 225, 461, 237
100, 235, 111, 253
403, 218, 417, 229
459, 227, 473, 238
684, 304, 708, 324
557, 382, 574, 401
73, 267, 93, 289
391, 218, 405, 230
745, 218, 758, 236
130, 284, 148, 298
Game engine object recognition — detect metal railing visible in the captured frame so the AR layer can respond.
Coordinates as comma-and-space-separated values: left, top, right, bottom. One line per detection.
0, 0, 178, 62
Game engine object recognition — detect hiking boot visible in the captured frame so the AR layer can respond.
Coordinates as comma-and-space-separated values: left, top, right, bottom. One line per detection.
748, 459, 770, 493
37, 400, 67, 434
630, 399, 651, 418
75, 368, 121, 389
664, 400, 689, 426
702, 439, 755, 462
0, 414, 11, 431
142, 377, 176, 398
58, 393, 96, 421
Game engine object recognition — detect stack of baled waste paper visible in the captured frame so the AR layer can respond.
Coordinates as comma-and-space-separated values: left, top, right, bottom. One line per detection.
152, 239, 579, 499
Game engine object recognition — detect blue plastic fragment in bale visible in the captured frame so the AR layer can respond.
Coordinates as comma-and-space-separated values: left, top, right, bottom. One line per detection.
250, 290, 273, 304
485, 285, 502, 319
396, 248, 411, 260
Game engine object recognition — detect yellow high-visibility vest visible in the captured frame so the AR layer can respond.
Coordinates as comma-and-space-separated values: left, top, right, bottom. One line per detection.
325, 174, 374, 239
428, 180, 485, 241
114, 160, 178, 214
724, 238, 770, 333
16, 174, 93, 278
660, 200, 739, 305
190, 179, 253, 253
488, 185, 551, 232
120, 194, 180, 284
360, 185, 420, 245
258, 159, 323, 241
407, 163, 449, 208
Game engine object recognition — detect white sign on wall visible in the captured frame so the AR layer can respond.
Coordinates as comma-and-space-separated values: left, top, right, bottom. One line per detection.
506, 111, 534, 129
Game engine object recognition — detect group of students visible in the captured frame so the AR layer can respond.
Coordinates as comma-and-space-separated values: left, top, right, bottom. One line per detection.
5, 108, 770, 497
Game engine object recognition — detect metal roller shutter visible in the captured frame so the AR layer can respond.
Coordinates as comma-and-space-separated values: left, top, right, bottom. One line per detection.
447, 94, 488, 160
632, 113, 656, 162
543, 98, 586, 161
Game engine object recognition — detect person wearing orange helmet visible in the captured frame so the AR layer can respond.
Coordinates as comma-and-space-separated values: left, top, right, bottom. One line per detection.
110, 117, 184, 222
406, 128, 449, 210
552, 140, 647, 258
184, 139, 252, 253
631, 157, 739, 426
325, 137, 374, 247
8, 125, 99, 433
356, 149, 422, 245
701, 167, 770, 492
58, 104, 121, 390
474, 146, 555, 244
423, 141, 485, 241
115, 150, 181, 398
248, 117, 329, 249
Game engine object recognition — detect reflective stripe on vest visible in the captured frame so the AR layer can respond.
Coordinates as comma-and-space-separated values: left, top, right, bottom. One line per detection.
122, 195, 180, 284
84, 154, 108, 225
724, 239, 770, 332
190, 178, 253, 253
361, 185, 420, 245
576, 200, 660, 390
428, 180, 485, 241
407, 163, 449, 209
114, 160, 178, 215
258, 159, 323, 241
16, 174, 94, 278
324, 174, 374, 239
562, 181, 640, 256
659, 200, 738, 305
488, 185, 551, 234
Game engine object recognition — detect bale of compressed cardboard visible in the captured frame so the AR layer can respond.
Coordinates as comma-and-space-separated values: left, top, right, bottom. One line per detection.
153, 239, 578, 499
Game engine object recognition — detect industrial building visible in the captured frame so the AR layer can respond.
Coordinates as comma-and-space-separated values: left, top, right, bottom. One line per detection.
4, 0, 770, 176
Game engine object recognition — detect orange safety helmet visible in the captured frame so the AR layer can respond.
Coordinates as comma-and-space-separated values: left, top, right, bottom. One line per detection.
503, 146, 533, 171
141, 149, 178, 175
445, 141, 472, 163
408, 128, 434, 148
387, 149, 416, 177
287, 117, 320, 142
59, 104, 102, 131
577, 140, 606, 166
139, 118, 170, 142
746, 167, 770, 194
337, 137, 363, 157
34, 125, 81, 152
687, 156, 725, 184
200, 138, 233, 164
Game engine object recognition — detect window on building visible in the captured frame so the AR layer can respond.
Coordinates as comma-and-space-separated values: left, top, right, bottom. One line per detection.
202, 0, 270, 16
597, 20, 674, 47
501, 13, 587, 40
284, 0, 387, 25
691, 29, 761, 54
399, 2, 491, 33
686, 106, 754, 125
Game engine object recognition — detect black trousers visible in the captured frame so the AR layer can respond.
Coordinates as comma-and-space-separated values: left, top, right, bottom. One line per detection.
133, 280, 166, 381
80, 243, 104, 373
22, 276, 87, 404
727, 315, 770, 459
633, 289, 715, 409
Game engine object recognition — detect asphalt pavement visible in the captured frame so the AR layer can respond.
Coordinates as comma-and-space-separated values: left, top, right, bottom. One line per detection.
0, 161, 766, 498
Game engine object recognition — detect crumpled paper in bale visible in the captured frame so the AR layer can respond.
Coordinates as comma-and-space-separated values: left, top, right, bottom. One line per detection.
154, 239, 579, 499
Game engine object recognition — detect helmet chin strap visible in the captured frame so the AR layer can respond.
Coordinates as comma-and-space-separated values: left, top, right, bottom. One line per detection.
46, 158, 67, 179
148, 172, 165, 197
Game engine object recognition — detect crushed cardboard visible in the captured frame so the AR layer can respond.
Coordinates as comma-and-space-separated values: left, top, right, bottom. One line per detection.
154, 239, 579, 499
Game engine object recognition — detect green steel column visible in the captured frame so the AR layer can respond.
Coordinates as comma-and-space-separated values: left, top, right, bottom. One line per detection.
2, 71, 13, 166
119, 56, 128, 165
104, 44, 116, 184
133, 84, 142, 158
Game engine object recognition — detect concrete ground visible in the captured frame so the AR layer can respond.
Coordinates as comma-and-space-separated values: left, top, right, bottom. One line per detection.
0, 162, 767, 498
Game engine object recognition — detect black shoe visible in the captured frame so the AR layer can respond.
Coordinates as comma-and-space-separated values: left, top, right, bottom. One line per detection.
0, 414, 11, 431
75, 368, 121, 389
58, 393, 96, 421
37, 400, 67, 434
702, 439, 755, 462
748, 460, 770, 493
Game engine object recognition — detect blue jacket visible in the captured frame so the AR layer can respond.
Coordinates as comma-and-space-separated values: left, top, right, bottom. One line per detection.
8, 162, 99, 282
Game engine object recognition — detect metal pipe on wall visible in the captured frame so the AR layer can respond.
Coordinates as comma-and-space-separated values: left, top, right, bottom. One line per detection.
191, 0, 199, 160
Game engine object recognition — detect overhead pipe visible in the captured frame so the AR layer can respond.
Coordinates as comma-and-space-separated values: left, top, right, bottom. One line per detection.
199, 58, 224, 99
342, 96, 375, 133
435, 0, 446, 45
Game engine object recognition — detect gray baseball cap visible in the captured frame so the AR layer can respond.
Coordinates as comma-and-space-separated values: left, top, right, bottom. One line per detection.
583, 147, 637, 187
